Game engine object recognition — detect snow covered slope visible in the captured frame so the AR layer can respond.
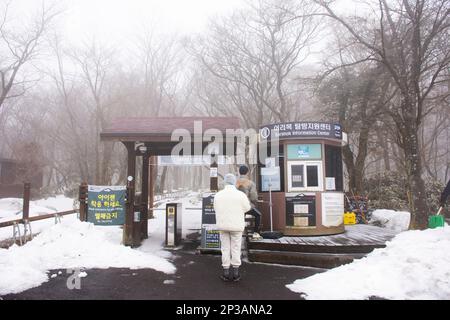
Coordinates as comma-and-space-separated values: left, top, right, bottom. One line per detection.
287, 226, 450, 300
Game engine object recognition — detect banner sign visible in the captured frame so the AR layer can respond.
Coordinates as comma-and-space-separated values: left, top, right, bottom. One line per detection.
202, 193, 216, 224
259, 122, 342, 140
88, 185, 126, 225
158, 155, 232, 166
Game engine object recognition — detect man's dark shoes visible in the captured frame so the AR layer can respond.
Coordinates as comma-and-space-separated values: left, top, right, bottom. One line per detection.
231, 266, 241, 282
220, 268, 231, 281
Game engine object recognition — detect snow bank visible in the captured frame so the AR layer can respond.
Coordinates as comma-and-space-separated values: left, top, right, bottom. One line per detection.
286, 226, 450, 300
0, 195, 74, 222
0, 219, 176, 295
369, 209, 411, 232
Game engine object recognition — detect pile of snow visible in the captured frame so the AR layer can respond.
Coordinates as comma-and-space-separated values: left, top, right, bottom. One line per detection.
0, 196, 74, 222
369, 209, 411, 232
287, 226, 450, 300
0, 219, 176, 295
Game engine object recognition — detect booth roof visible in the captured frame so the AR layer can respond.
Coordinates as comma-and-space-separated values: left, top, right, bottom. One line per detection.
100, 116, 241, 141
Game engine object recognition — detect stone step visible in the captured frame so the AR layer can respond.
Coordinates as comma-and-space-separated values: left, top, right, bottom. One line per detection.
247, 241, 383, 254
247, 249, 367, 269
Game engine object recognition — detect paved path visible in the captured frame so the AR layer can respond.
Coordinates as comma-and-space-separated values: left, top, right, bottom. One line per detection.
2, 242, 324, 300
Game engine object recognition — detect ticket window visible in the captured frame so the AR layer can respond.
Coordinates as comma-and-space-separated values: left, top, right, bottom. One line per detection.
287, 161, 323, 192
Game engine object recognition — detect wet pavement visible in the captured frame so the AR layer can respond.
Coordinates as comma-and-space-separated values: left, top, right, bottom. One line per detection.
2, 241, 325, 300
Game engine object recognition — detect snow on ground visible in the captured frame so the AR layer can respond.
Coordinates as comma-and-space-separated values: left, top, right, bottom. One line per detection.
0, 218, 176, 295
0, 195, 75, 223
0, 192, 203, 296
286, 226, 450, 300
369, 209, 411, 232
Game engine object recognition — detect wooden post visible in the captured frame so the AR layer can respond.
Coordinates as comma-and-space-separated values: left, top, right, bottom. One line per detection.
149, 156, 157, 219
210, 154, 218, 192
80, 182, 88, 221
141, 153, 150, 240
22, 182, 31, 221
124, 142, 136, 247
78, 182, 88, 221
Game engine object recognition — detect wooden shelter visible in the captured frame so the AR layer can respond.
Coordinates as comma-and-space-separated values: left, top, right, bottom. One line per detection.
100, 116, 240, 247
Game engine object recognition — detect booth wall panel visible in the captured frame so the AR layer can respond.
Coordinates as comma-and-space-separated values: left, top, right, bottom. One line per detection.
259, 192, 286, 231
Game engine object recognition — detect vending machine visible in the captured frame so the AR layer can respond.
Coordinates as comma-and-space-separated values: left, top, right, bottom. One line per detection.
165, 203, 182, 247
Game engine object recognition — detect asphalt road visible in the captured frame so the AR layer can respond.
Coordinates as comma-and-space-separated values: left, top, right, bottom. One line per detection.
2, 241, 324, 300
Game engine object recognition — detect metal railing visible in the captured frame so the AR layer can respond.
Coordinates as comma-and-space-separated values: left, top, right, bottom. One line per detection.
0, 182, 79, 246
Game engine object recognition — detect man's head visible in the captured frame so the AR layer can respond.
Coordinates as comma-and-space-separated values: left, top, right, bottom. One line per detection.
224, 173, 237, 186
239, 165, 249, 175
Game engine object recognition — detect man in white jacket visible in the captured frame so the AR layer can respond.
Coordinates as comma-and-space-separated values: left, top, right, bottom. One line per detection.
214, 173, 251, 281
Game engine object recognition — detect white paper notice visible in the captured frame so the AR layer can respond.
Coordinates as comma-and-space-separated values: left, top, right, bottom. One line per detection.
265, 157, 276, 168
325, 177, 336, 191
210, 167, 218, 177
321, 193, 344, 227
294, 204, 309, 214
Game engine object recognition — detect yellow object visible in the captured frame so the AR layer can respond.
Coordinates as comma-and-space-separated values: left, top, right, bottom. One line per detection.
344, 212, 356, 225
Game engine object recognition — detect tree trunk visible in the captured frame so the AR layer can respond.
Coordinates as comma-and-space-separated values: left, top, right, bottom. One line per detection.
402, 121, 429, 229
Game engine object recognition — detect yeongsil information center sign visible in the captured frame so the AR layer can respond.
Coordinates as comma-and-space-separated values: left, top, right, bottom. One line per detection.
259, 122, 342, 140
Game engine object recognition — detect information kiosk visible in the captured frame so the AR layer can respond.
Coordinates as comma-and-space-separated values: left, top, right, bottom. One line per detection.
257, 122, 347, 236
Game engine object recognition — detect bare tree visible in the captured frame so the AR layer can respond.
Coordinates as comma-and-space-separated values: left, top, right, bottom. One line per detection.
0, 1, 60, 110
189, 0, 320, 128
317, 61, 393, 194
137, 32, 183, 116
314, 0, 450, 229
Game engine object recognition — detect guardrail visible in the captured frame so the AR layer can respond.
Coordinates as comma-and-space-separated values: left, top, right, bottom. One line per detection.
0, 182, 80, 246
154, 190, 191, 201
0, 209, 78, 228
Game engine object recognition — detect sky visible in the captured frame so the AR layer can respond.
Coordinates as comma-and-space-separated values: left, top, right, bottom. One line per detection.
6, 0, 245, 46
5, 0, 365, 68
62, 0, 246, 45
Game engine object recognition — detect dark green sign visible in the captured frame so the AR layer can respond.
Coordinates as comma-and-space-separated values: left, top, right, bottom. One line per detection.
87, 185, 126, 225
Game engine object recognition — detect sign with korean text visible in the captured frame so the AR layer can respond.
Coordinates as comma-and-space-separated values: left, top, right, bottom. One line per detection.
88, 185, 126, 226
259, 122, 342, 140
201, 227, 221, 249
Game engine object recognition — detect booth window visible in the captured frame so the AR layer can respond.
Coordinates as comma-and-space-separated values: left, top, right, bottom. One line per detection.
291, 164, 304, 188
287, 161, 323, 192
306, 165, 319, 187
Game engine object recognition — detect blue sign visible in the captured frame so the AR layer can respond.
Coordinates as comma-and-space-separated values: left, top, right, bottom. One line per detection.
287, 144, 322, 160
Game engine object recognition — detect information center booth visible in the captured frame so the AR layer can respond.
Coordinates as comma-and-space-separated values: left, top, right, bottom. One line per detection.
257, 122, 347, 236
